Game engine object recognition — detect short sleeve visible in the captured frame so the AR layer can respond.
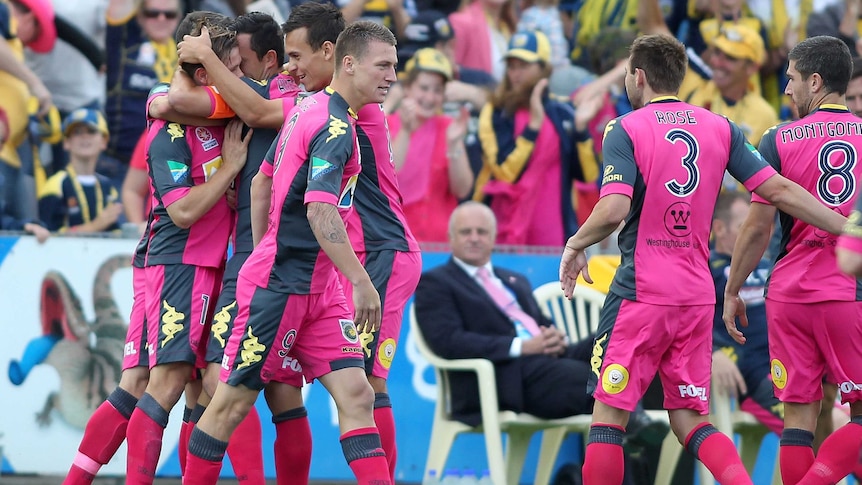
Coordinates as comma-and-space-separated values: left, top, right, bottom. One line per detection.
148, 122, 194, 207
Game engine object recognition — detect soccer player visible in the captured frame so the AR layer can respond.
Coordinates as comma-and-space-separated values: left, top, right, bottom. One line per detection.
723, 35, 862, 485
124, 12, 250, 485
182, 21, 397, 485
558, 33, 846, 485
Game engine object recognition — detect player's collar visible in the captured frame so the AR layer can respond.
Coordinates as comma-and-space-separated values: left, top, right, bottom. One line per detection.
817, 103, 850, 113
323, 86, 358, 119
647, 96, 680, 104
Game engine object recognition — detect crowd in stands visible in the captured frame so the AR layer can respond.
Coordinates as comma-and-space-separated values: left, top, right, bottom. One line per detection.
2, 0, 862, 243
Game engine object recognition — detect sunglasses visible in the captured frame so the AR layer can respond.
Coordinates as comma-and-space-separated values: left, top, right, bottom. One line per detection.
142, 9, 179, 19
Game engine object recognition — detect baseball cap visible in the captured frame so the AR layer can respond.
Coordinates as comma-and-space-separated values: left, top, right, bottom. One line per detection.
711, 25, 765, 65
505, 30, 551, 65
15, 0, 57, 53
404, 48, 453, 81
62, 108, 109, 139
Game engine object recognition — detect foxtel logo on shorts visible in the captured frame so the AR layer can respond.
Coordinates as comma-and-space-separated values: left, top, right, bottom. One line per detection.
678, 384, 707, 401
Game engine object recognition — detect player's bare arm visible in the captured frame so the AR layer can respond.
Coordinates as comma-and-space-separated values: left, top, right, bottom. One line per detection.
723, 202, 775, 345
166, 119, 251, 228
250, 171, 272, 246
178, 26, 285, 129
560, 193, 630, 298
307, 201, 381, 332
754, 174, 848, 235
146, 71, 228, 126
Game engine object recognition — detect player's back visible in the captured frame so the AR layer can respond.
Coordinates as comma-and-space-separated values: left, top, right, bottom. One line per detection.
606, 98, 772, 304
758, 106, 862, 302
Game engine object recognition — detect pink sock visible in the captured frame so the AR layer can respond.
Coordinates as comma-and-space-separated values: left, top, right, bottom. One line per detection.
798, 421, 862, 484
340, 427, 390, 485
374, 394, 397, 483
226, 406, 265, 484
125, 395, 168, 485
686, 423, 752, 485
273, 407, 312, 485
64, 392, 134, 484
582, 424, 625, 485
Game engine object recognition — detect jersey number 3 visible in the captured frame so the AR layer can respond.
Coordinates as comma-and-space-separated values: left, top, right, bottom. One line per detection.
664, 129, 700, 198
817, 140, 857, 206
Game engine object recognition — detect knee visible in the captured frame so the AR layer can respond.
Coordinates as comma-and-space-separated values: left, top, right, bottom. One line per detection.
341, 379, 376, 415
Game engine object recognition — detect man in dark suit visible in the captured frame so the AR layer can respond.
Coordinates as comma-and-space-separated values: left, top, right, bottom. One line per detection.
414, 201, 595, 425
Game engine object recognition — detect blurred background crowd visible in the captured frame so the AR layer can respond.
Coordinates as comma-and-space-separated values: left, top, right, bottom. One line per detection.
2, 0, 861, 246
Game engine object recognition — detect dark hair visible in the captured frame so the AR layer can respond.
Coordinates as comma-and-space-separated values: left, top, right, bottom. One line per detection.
282, 2, 344, 51
789, 36, 853, 95
334, 20, 396, 72
628, 34, 687, 94
233, 12, 284, 65
176, 11, 236, 79
713, 191, 749, 222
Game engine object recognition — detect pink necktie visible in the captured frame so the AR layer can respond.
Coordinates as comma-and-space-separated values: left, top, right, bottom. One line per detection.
476, 267, 541, 338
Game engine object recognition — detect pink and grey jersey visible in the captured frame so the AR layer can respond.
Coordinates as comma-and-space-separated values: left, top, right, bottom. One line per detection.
346, 103, 420, 253
232, 74, 300, 254
600, 97, 775, 305
239, 88, 361, 294
144, 119, 231, 268
753, 105, 862, 303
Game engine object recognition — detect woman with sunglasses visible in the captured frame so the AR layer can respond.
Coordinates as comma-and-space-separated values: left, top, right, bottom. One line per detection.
101, 0, 181, 191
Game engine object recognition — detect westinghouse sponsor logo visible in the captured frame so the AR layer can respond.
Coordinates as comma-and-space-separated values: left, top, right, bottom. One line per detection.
645, 238, 691, 248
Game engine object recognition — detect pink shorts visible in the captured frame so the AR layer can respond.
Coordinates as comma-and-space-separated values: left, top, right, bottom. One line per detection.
144, 264, 222, 368
220, 273, 364, 391
340, 250, 422, 379
589, 292, 713, 414
767, 299, 862, 404
123, 266, 150, 370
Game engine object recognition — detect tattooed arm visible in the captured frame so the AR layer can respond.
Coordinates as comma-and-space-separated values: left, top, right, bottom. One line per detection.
307, 202, 380, 331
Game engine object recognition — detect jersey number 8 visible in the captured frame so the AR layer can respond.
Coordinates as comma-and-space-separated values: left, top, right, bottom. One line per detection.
817, 140, 857, 206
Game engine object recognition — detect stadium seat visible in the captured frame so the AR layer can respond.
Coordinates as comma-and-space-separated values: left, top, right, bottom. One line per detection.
409, 305, 593, 485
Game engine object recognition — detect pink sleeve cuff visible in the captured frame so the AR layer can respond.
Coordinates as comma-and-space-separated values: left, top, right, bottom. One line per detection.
600, 182, 634, 198
260, 159, 274, 177
161, 187, 190, 207
304, 191, 338, 205
743, 167, 778, 200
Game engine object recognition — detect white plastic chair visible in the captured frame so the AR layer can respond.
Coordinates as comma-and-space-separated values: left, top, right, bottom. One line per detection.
410, 305, 593, 485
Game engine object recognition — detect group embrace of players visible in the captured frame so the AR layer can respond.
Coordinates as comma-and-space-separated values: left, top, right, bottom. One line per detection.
62, 4, 420, 485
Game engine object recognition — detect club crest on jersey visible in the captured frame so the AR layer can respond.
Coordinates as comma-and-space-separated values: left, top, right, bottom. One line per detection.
326, 115, 348, 142
167, 160, 189, 183
340, 319, 359, 343
195, 127, 219, 151
311, 157, 335, 180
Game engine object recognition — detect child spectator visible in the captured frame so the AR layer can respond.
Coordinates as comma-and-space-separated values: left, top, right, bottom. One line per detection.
38, 108, 122, 233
